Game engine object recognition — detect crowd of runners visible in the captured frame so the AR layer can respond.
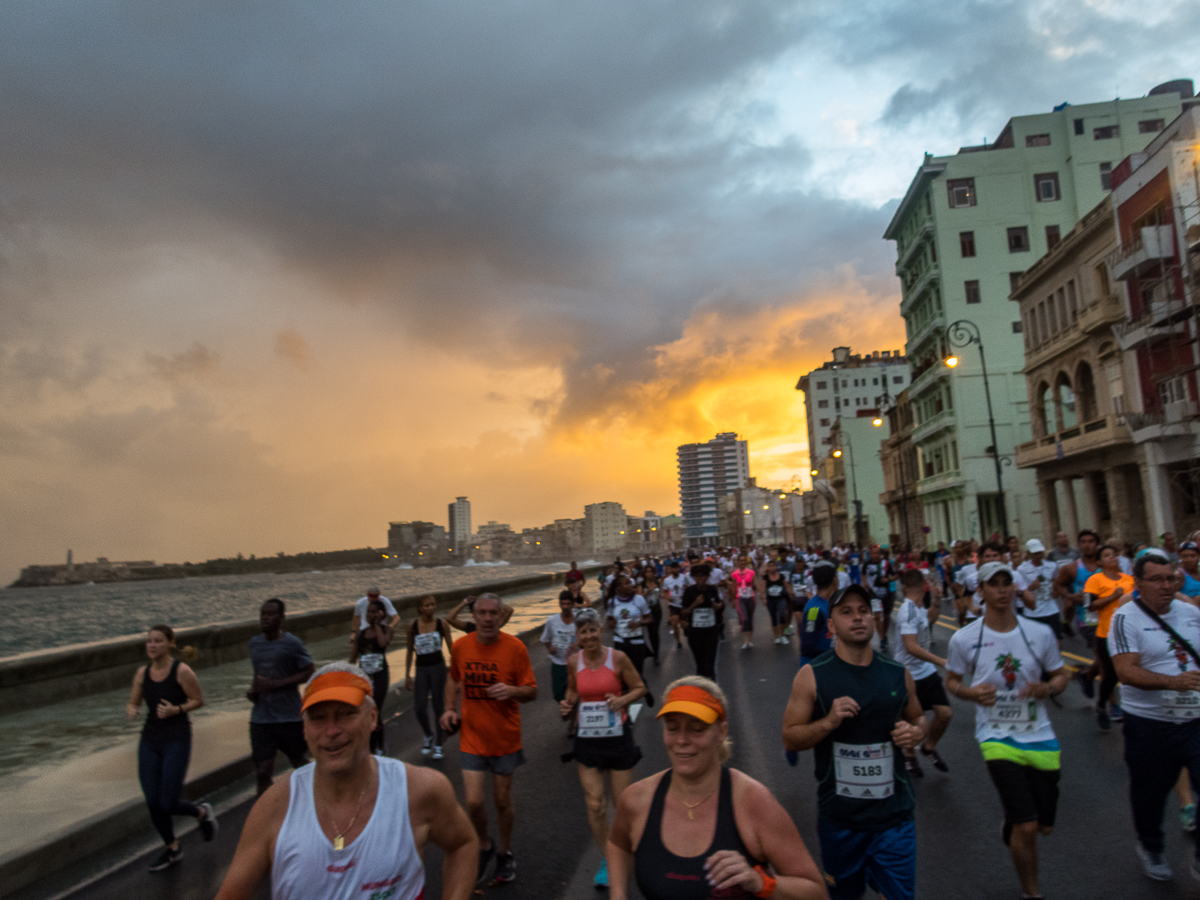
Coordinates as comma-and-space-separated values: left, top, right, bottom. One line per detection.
121, 531, 1200, 899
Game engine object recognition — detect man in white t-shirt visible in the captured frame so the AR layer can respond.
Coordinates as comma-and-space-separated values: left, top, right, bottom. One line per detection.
953, 541, 1003, 625
1015, 539, 1062, 641
541, 594, 578, 707
353, 588, 399, 631
1111, 549, 1200, 882
661, 561, 693, 650
946, 562, 1068, 900
894, 568, 953, 778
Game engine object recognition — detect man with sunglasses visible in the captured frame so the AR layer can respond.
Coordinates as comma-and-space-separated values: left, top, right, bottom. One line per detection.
1111, 549, 1200, 882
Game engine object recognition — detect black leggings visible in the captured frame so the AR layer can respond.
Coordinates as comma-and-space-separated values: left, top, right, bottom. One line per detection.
646, 603, 663, 660
766, 595, 790, 627
414, 662, 446, 744
369, 670, 389, 753
687, 627, 720, 679
1096, 637, 1119, 709
615, 640, 648, 681
138, 737, 200, 845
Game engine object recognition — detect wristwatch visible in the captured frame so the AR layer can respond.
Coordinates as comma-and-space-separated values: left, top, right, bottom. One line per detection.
753, 865, 777, 898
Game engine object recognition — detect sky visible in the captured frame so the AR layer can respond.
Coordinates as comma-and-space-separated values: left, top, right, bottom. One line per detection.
1, 0, 1196, 580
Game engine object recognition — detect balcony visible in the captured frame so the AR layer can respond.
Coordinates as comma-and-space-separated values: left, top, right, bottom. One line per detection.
1014, 414, 1132, 468
1110, 225, 1175, 282
1076, 293, 1126, 334
900, 264, 940, 316
915, 468, 964, 497
1113, 296, 1192, 351
895, 220, 934, 273
911, 407, 957, 444
1127, 401, 1200, 442
906, 359, 949, 400
906, 312, 947, 357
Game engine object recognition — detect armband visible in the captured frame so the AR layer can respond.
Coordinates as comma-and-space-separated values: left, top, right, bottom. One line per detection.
753, 865, 776, 898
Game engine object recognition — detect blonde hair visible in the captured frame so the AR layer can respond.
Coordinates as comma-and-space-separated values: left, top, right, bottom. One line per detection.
662, 675, 732, 761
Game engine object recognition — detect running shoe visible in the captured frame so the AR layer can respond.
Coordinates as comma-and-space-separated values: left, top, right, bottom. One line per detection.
784, 625, 794, 636
198, 802, 218, 842
920, 747, 950, 772
1098, 708, 1111, 730
879, 637, 889, 653
903, 754, 924, 778
1136, 843, 1173, 881
1182, 803, 1197, 833
1110, 703, 1125, 722
148, 847, 182, 872
594, 858, 608, 888
477, 844, 496, 885
431, 745, 444, 760
785, 750, 799, 767
1077, 670, 1095, 699
494, 852, 517, 884
676, 640, 683, 649
422, 736, 433, 757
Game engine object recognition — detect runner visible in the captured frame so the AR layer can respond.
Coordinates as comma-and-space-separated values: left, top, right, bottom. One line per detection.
349, 598, 394, 755
945, 562, 1068, 900
1178, 541, 1200, 601
662, 561, 692, 650
446, 594, 514, 633
1161, 532, 1182, 566
560, 577, 593, 609
405, 594, 452, 760
797, 562, 838, 670
608, 677, 827, 900
607, 574, 655, 706
761, 558, 795, 645
1054, 530, 1102, 697
127, 625, 216, 872
1084, 544, 1135, 729
566, 561, 586, 586
541, 592, 579, 713
213, 663, 478, 900
680, 565, 724, 680
1110, 548, 1200, 882
558, 607, 646, 888
782, 584, 925, 900
643, 567, 665, 664
893, 568, 953, 777
352, 587, 398, 631
248, 599, 315, 796
440, 593, 538, 885
953, 540, 1003, 626
1015, 540, 1063, 641
730, 555, 758, 651
862, 546, 895, 653
1045, 532, 1080, 565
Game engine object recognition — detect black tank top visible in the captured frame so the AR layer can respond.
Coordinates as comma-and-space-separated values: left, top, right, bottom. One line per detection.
634, 768, 763, 900
811, 651, 914, 831
141, 659, 191, 744
410, 619, 448, 667
764, 574, 787, 599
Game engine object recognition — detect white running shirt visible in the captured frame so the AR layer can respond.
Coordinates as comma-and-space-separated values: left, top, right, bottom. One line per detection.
1109, 600, 1200, 723
893, 597, 937, 680
609, 595, 651, 643
662, 574, 693, 606
272, 757, 424, 900
1015, 560, 1060, 620
541, 613, 577, 666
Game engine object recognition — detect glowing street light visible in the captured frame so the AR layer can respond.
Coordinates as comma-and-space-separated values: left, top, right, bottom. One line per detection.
832, 449, 843, 458
944, 355, 960, 368
872, 417, 883, 427
810, 468, 819, 476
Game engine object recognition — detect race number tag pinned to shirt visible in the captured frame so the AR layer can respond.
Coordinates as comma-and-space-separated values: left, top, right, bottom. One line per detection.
358, 653, 385, 675
691, 608, 716, 628
738, 587, 755, 599
577, 701, 622, 738
552, 631, 574, 649
986, 690, 1038, 732
833, 742, 894, 799
413, 631, 441, 655
1163, 691, 1200, 720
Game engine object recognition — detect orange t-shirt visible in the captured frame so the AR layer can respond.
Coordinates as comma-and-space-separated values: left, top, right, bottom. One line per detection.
449, 632, 537, 757
1085, 571, 1135, 639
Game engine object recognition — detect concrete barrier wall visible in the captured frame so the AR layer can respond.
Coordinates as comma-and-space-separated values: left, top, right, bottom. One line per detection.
0, 567, 598, 715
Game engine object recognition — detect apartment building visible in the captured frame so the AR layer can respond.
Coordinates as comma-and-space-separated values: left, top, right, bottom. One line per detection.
796, 347, 909, 463
676, 433, 751, 546
447, 496, 471, 552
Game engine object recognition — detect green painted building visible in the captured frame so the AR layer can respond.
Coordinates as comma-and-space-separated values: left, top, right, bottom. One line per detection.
883, 83, 1188, 544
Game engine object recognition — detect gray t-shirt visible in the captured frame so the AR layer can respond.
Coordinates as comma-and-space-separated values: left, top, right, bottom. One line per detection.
248, 632, 313, 724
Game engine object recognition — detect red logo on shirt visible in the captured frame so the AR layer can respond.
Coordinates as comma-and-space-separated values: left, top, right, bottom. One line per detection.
326, 859, 356, 873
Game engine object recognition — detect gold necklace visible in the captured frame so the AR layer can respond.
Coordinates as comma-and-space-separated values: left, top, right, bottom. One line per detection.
324, 780, 370, 850
677, 791, 716, 820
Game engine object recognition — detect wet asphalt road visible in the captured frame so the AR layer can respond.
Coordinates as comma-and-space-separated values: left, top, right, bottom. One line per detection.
47, 608, 1200, 900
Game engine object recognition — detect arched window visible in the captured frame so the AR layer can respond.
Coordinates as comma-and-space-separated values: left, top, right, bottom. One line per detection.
1036, 381, 1053, 437
1055, 373, 1077, 431
1075, 361, 1098, 422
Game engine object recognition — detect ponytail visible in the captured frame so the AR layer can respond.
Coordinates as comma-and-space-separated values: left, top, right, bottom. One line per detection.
149, 624, 198, 662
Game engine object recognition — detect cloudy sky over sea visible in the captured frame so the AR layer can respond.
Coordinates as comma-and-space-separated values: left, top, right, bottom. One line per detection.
1, 0, 1195, 578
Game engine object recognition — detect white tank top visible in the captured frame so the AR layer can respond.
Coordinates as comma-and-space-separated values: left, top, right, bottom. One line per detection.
272, 757, 425, 900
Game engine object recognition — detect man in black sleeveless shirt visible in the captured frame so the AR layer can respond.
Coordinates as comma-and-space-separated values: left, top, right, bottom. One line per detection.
782, 584, 925, 900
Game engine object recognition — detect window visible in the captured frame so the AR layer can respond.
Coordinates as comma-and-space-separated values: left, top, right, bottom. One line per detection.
1034, 172, 1060, 201
1007, 226, 1030, 252
947, 178, 976, 208
873, 377, 879, 385
815, 380, 826, 390
1066, 280, 1077, 321
817, 400, 828, 409
1047, 294, 1058, 333
1159, 375, 1189, 405
1037, 302, 1048, 338
930, 241, 937, 263
1012, 321, 1023, 333
1057, 288, 1068, 331
960, 231, 976, 257
1093, 124, 1119, 140
893, 375, 903, 384
1095, 262, 1110, 297
842, 380, 848, 388
1045, 224, 1061, 249
1027, 311, 1038, 346
1139, 119, 1165, 134
1009, 272, 1023, 294
1025, 133, 1051, 147
819, 418, 830, 427
965, 280, 981, 304
1099, 162, 1112, 191
1074, 118, 1085, 136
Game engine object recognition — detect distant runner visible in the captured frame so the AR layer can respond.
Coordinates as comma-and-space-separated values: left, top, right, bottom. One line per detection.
248, 599, 314, 796
352, 587, 399, 631
680, 565, 724, 680
404, 594, 453, 759
893, 568, 953, 777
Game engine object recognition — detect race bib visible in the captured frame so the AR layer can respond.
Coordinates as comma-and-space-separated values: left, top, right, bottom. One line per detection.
738, 586, 755, 599
552, 630, 574, 649
616, 615, 642, 640
986, 690, 1038, 733
1161, 691, 1200, 720
358, 653, 385, 675
578, 700, 623, 738
413, 631, 441, 655
833, 742, 894, 799
691, 608, 716, 628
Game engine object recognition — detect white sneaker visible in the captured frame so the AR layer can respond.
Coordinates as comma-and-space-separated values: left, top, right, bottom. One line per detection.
1136, 842, 1174, 881
421, 736, 433, 756
432, 745, 444, 760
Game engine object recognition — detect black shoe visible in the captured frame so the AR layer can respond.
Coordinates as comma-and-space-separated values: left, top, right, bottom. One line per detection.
494, 852, 517, 884
477, 844, 496, 885
1098, 708, 1111, 730
148, 847, 182, 872
1077, 670, 1095, 699
903, 754, 924, 778
920, 747, 949, 772
1062, 621, 1075, 637
676, 641, 683, 649
198, 803, 218, 842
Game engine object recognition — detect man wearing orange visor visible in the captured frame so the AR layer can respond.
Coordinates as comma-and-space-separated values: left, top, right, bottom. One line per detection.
214, 662, 477, 900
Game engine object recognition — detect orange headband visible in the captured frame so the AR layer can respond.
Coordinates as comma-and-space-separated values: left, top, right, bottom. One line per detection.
301, 670, 373, 712
656, 685, 726, 724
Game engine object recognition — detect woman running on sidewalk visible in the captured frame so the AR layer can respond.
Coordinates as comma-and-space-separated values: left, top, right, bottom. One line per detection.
730, 556, 758, 651
559, 607, 646, 888
350, 598, 394, 754
404, 594, 452, 759
127, 624, 217, 872
607, 677, 826, 900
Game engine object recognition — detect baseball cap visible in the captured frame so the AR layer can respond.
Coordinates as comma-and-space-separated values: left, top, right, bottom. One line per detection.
978, 561, 1015, 584
656, 684, 726, 724
301, 669, 373, 712
829, 583, 873, 609
1025, 539, 1046, 553
367, 587, 380, 596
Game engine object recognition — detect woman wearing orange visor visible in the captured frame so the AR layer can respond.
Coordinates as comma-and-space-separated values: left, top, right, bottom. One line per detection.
607, 677, 826, 900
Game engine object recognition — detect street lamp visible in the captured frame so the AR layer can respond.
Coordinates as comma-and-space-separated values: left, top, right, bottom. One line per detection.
944, 318, 1008, 538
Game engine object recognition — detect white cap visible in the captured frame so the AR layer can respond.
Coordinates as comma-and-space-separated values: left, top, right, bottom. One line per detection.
1025, 538, 1046, 553
978, 561, 1015, 584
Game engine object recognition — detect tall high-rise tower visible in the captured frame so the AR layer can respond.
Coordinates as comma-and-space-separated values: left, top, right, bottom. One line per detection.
676, 433, 750, 547
448, 496, 471, 554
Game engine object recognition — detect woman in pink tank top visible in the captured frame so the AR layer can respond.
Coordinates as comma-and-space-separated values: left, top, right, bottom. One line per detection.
559, 607, 647, 888
730, 556, 759, 651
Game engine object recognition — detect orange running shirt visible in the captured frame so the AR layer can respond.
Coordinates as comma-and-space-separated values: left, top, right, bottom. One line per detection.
449, 632, 537, 757
1085, 571, 1135, 639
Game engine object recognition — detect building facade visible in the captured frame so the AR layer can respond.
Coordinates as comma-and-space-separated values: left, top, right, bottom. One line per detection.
884, 83, 1189, 544
797, 346, 909, 463
584, 501, 629, 556
878, 388, 926, 550
827, 418, 889, 547
448, 496, 471, 553
717, 481, 786, 547
677, 433, 751, 546
387, 521, 452, 566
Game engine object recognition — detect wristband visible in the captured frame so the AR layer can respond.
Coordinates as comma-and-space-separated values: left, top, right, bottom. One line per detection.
753, 865, 776, 898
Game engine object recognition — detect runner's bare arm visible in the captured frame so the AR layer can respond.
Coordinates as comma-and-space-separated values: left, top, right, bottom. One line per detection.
560, 653, 580, 716
440, 671, 462, 730
213, 777, 290, 900
890, 670, 926, 749
1113, 652, 1200, 692
782, 665, 856, 752
901, 632, 946, 668
1020, 666, 1069, 699
406, 766, 478, 900
945, 669, 996, 706
127, 666, 146, 718
174, 663, 205, 714
1053, 562, 1077, 602
606, 777, 653, 900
